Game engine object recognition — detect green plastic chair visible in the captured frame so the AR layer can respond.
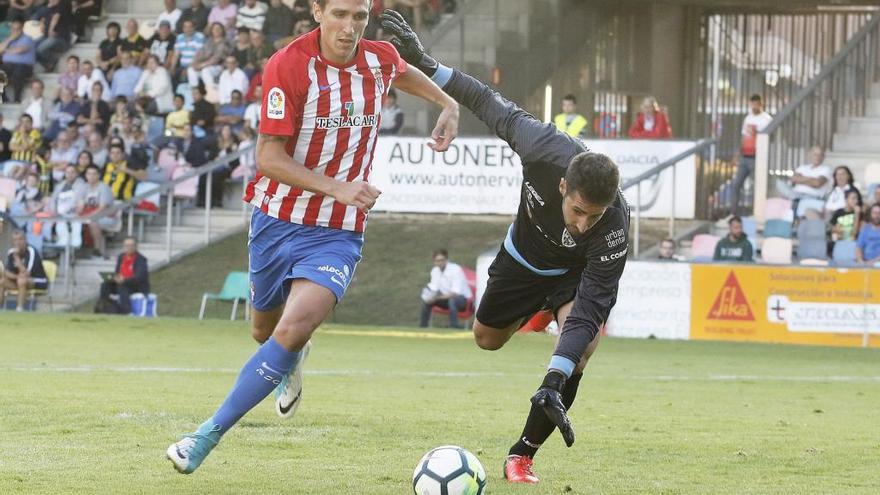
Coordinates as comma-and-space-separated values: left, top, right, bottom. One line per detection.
199, 272, 250, 321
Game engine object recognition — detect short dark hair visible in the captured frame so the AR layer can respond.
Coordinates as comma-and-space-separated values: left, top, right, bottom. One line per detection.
749, 94, 762, 103
20, 113, 33, 122
432, 249, 448, 259
68, 55, 80, 63
109, 143, 125, 153
107, 21, 121, 32
661, 238, 675, 246
231, 90, 242, 98
173, 93, 185, 101
729, 215, 742, 225
562, 94, 577, 104
84, 164, 101, 175
564, 152, 619, 206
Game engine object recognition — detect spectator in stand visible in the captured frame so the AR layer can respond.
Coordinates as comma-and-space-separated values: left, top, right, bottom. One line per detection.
216, 89, 246, 131
231, 125, 255, 179
56, 55, 80, 100
713, 216, 754, 262
148, 20, 177, 70
22, 79, 51, 130
77, 60, 111, 102
4, 114, 41, 179
97, 22, 123, 75
75, 149, 95, 175
0, 18, 36, 103
391, 0, 427, 33
243, 85, 260, 129
85, 131, 107, 167
232, 27, 251, 70
553, 94, 588, 138
50, 164, 86, 250
208, 0, 238, 36
108, 96, 130, 137
11, 172, 43, 216
97, 237, 149, 314
247, 30, 273, 71
179, 122, 215, 168
856, 204, 880, 266
292, 0, 312, 22
379, 88, 404, 135
658, 238, 684, 261
628, 96, 672, 139
829, 189, 862, 253
777, 146, 832, 217
35, 0, 72, 72
72, 0, 102, 42
6, 0, 38, 22
188, 22, 231, 101
1, 229, 48, 312
81, 164, 115, 258
165, 94, 190, 137
263, 0, 294, 44
244, 55, 266, 101
237, 0, 268, 32
823, 165, 861, 219
135, 54, 174, 114
103, 143, 146, 201
190, 85, 215, 131
419, 248, 472, 329
173, 19, 205, 84
730, 94, 773, 215
48, 129, 79, 184
77, 81, 112, 136
157, 0, 182, 31
871, 187, 880, 208
0, 115, 11, 164
197, 123, 235, 206
45, 88, 83, 142
120, 19, 149, 62
177, 0, 210, 34
111, 52, 143, 100
217, 55, 248, 105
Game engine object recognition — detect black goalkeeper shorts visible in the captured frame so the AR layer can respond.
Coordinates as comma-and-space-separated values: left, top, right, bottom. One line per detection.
475, 246, 581, 330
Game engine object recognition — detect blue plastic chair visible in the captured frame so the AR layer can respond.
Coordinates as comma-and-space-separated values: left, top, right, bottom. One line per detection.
741, 216, 758, 240
764, 219, 793, 239
831, 240, 858, 267
199, 272, 250, 320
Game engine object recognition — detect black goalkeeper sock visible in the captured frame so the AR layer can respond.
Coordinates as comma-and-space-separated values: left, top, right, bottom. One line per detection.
508, 373, 583, 458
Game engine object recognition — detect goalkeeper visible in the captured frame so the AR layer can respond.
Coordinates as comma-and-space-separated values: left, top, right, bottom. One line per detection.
382, 10, 630, 484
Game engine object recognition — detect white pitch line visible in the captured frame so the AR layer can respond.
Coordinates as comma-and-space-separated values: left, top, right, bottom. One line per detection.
0, 366, 878, 382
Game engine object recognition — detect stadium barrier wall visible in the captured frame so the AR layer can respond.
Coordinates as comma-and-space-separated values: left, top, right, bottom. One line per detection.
369, 137, 698, 218
607, 262, 879, 348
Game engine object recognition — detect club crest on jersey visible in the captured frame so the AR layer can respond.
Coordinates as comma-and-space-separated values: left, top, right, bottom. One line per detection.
561, 229, 576, 248
316, 101, 377, 129
267, 87, 285, 120
372, 67, 385, 94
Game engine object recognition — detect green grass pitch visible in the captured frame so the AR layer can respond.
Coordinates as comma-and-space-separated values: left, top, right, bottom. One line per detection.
0, 313, 878, 494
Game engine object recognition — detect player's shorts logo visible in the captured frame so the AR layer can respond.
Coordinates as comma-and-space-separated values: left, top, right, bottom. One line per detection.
267, 87, 285, 120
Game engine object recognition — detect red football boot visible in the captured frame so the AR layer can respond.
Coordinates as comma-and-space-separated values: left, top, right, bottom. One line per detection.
504, 455, 540, 484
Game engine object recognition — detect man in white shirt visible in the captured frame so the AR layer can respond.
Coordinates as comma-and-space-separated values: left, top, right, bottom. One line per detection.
22, 79, 52, 130
243, 85, 261, 129
775, 146, 832, 219
730, 94, 773, 215
157, 0, 183, 30
419, 249, 473, 329
76, 61, 111, 102
217, 55, 249, 105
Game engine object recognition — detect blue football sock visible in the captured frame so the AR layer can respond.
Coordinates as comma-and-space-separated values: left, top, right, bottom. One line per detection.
209, 337, 300, 435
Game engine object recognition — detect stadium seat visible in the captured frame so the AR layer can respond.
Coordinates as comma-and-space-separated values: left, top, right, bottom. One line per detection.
864, 162, 880, 186
691, 234, 721, 259
763, 219, 793, 239
764, 197, 793, 221
156, 147, 180, 181
431, 267, 477, 327
0, 177, 16, 207
831, 240, 859, 267
797, 219, 827, 240
761, 237, 793, 264
741, 216, 758, 240
796, 198, 825, 218
199, 272, 250, 321
797, 237, 828, 261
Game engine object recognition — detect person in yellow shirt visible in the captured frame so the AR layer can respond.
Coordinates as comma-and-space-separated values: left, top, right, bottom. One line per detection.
165, 94, 191, 138
553, 94, 588, 139
103, 143, 147, 201
4, 114, 42, 180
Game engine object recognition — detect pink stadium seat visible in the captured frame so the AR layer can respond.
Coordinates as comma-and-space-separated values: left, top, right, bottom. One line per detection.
156, 148, 180, 182
691, 234, 721, 259
764, 197, 793, 221
0, 177, 16, 204
172, 166, 199, 200
761, 237, 793, 264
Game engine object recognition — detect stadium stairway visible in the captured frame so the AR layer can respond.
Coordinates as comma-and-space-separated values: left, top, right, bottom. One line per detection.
826, 81, 880, 180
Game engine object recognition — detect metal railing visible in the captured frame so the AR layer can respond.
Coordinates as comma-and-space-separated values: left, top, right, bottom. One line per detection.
620, 138, 716, 257
754, 14, 880, 221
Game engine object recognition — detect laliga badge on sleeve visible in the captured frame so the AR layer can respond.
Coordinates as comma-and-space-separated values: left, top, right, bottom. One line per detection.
267, 87, 285, 120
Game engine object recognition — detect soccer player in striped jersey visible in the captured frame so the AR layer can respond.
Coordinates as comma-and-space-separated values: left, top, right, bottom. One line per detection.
167, 0, 459, 474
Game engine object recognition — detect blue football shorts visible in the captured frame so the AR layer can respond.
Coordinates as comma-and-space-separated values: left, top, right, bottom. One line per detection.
248, 209, 364, 311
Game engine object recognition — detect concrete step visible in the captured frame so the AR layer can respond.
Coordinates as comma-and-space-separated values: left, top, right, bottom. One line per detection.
867, 99, 880, 117
831, 133, 880, 152
823, 152, 878, 185
837, 116, 880, 135
872, 81, 880, 98
104, 0, 166, 16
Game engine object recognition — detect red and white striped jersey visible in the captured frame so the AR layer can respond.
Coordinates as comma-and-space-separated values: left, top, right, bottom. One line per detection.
244, 28, 407, 233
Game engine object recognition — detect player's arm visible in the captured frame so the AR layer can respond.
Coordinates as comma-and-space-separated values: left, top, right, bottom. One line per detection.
392, 67, 458, 152
255, 134, 380, 212
381, 10, 582, 166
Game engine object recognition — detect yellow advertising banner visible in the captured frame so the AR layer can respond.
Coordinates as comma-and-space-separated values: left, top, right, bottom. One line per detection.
690, 264, 879, 348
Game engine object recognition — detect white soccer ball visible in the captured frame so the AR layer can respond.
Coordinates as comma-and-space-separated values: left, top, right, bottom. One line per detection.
412, 445, 487, 495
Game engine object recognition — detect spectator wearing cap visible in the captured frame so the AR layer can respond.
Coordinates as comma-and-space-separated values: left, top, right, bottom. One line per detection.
0, 18, 36, 104
111, 52, 143, 100
237, 0, 268, 32
148, 20, 177, 69
177, 0, 210, 34
45, 88, 82, 142
120, 19, 149, 62
134, 54, 174, 114
172, 20, 206, 84
165, 94, 190, 138
217, 55, 248, 105
77, 60, 112, 102
208, 0, 238, 36
263, 0, 294, 44
97, 22, 123, 75
35, 0, 73, 72
76, 82, 112, 136
187, 22, 231, 101
157, 0, 182, 31
72, 0, 102, 42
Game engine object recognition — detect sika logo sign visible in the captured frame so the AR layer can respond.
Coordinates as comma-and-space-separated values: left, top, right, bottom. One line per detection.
707, 272, 754, 321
